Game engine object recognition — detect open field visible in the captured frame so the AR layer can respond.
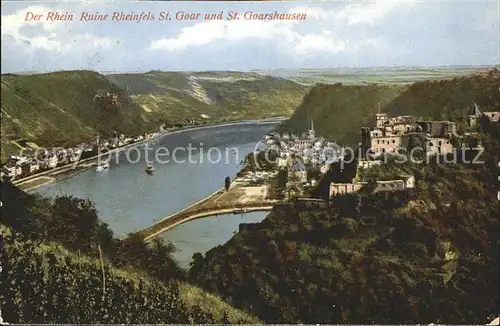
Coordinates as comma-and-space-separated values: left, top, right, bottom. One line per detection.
255, 66, 494, 85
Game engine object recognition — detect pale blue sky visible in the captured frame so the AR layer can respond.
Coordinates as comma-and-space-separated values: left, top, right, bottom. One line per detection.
1, 1, 499, 73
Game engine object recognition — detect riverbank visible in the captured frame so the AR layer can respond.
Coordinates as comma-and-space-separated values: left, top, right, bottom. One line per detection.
138, 184, 278, 241
30, 121, 279, 265
13, 135, 159, 191
19, 176, 55, 192
17, 163, 97, 192
13, 117, 286, 191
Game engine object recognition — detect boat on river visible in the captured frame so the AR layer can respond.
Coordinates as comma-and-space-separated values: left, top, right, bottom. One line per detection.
96, 162, 109, 172
145, 164, 155, 175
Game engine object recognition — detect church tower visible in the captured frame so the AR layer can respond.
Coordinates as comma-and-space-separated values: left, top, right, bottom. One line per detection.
376, 113, 389, 128
309, 118, 315, 140
375, 102, 388, 128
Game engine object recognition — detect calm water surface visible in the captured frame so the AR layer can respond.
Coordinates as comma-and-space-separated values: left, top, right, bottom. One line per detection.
34, 122, 275, 268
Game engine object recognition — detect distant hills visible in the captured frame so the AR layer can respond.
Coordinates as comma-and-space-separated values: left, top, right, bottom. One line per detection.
255, 66, 494, 85
280, 71, 500, 146
107, 71, 308, 123
189, 139, 500, 323
0, 70, 308, 161
2, 67, 499, 324
2, 67, 497, 161
188, 70, 500, 324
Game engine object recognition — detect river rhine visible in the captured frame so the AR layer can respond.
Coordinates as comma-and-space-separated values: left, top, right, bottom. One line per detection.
33, 121, 278, 268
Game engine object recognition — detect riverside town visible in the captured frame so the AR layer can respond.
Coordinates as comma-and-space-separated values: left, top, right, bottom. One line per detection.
1, 1, 499, 325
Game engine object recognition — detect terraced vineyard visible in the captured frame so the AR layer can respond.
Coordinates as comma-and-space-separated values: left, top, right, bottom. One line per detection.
0, 225, 260, 324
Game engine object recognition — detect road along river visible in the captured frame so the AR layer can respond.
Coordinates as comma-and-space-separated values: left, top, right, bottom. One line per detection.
33, 120, 277, 268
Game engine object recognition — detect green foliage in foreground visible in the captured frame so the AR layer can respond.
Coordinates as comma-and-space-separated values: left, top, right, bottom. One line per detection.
0, 180, 184, 282
0, 180, 260, 323
279, 83, 405, 145
189, 131, 500, 324
0, 226, 257, 324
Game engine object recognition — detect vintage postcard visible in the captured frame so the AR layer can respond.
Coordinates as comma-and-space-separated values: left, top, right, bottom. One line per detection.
1, 0, 499, 324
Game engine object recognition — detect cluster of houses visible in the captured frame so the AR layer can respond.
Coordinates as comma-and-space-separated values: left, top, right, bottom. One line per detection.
330, 174, 416, 196
1, 90, 129, 180
1, 130, 163, 180
362, 103, 499, 159
234, 170, 280, 185
330, 103, 500, 197
1, 147, 86, 180
246, 115, 425, 199
242, 120, 341, 198
364, 113, 458, 157
260, 119, 340, 168
469, 103, 500, 126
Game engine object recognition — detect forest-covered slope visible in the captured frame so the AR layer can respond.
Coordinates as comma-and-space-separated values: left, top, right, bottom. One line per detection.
0, 179, 260, 324
1, 70, 308, 161
189, 73, 500, 323
107, 71, 308, 123
280, 71, 500, 145
189, 130, 500, 324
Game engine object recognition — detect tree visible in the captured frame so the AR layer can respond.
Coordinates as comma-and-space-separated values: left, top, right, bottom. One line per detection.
50, 195, 100, 253
225, 176, 231, 191
189, 253, 205, 282
114, 234, 185, 281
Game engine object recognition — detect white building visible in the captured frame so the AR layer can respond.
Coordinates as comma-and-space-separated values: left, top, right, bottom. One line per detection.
277, 157, 288, 168
320, 164, 330, 175
426, 137, 453, 156
401, 175, 416, 188
358, 160, 382, 170
4, 165, 23, 179
3, 166, 16, 178
47, 155, 58, 168
29, 162, 40, 173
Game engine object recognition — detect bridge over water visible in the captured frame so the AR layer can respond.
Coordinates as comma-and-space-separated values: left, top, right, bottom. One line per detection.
136, 184, 281, 241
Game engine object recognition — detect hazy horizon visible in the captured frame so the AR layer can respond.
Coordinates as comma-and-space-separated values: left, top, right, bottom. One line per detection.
2, 64, 497, 76
2, 1, 498, 73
